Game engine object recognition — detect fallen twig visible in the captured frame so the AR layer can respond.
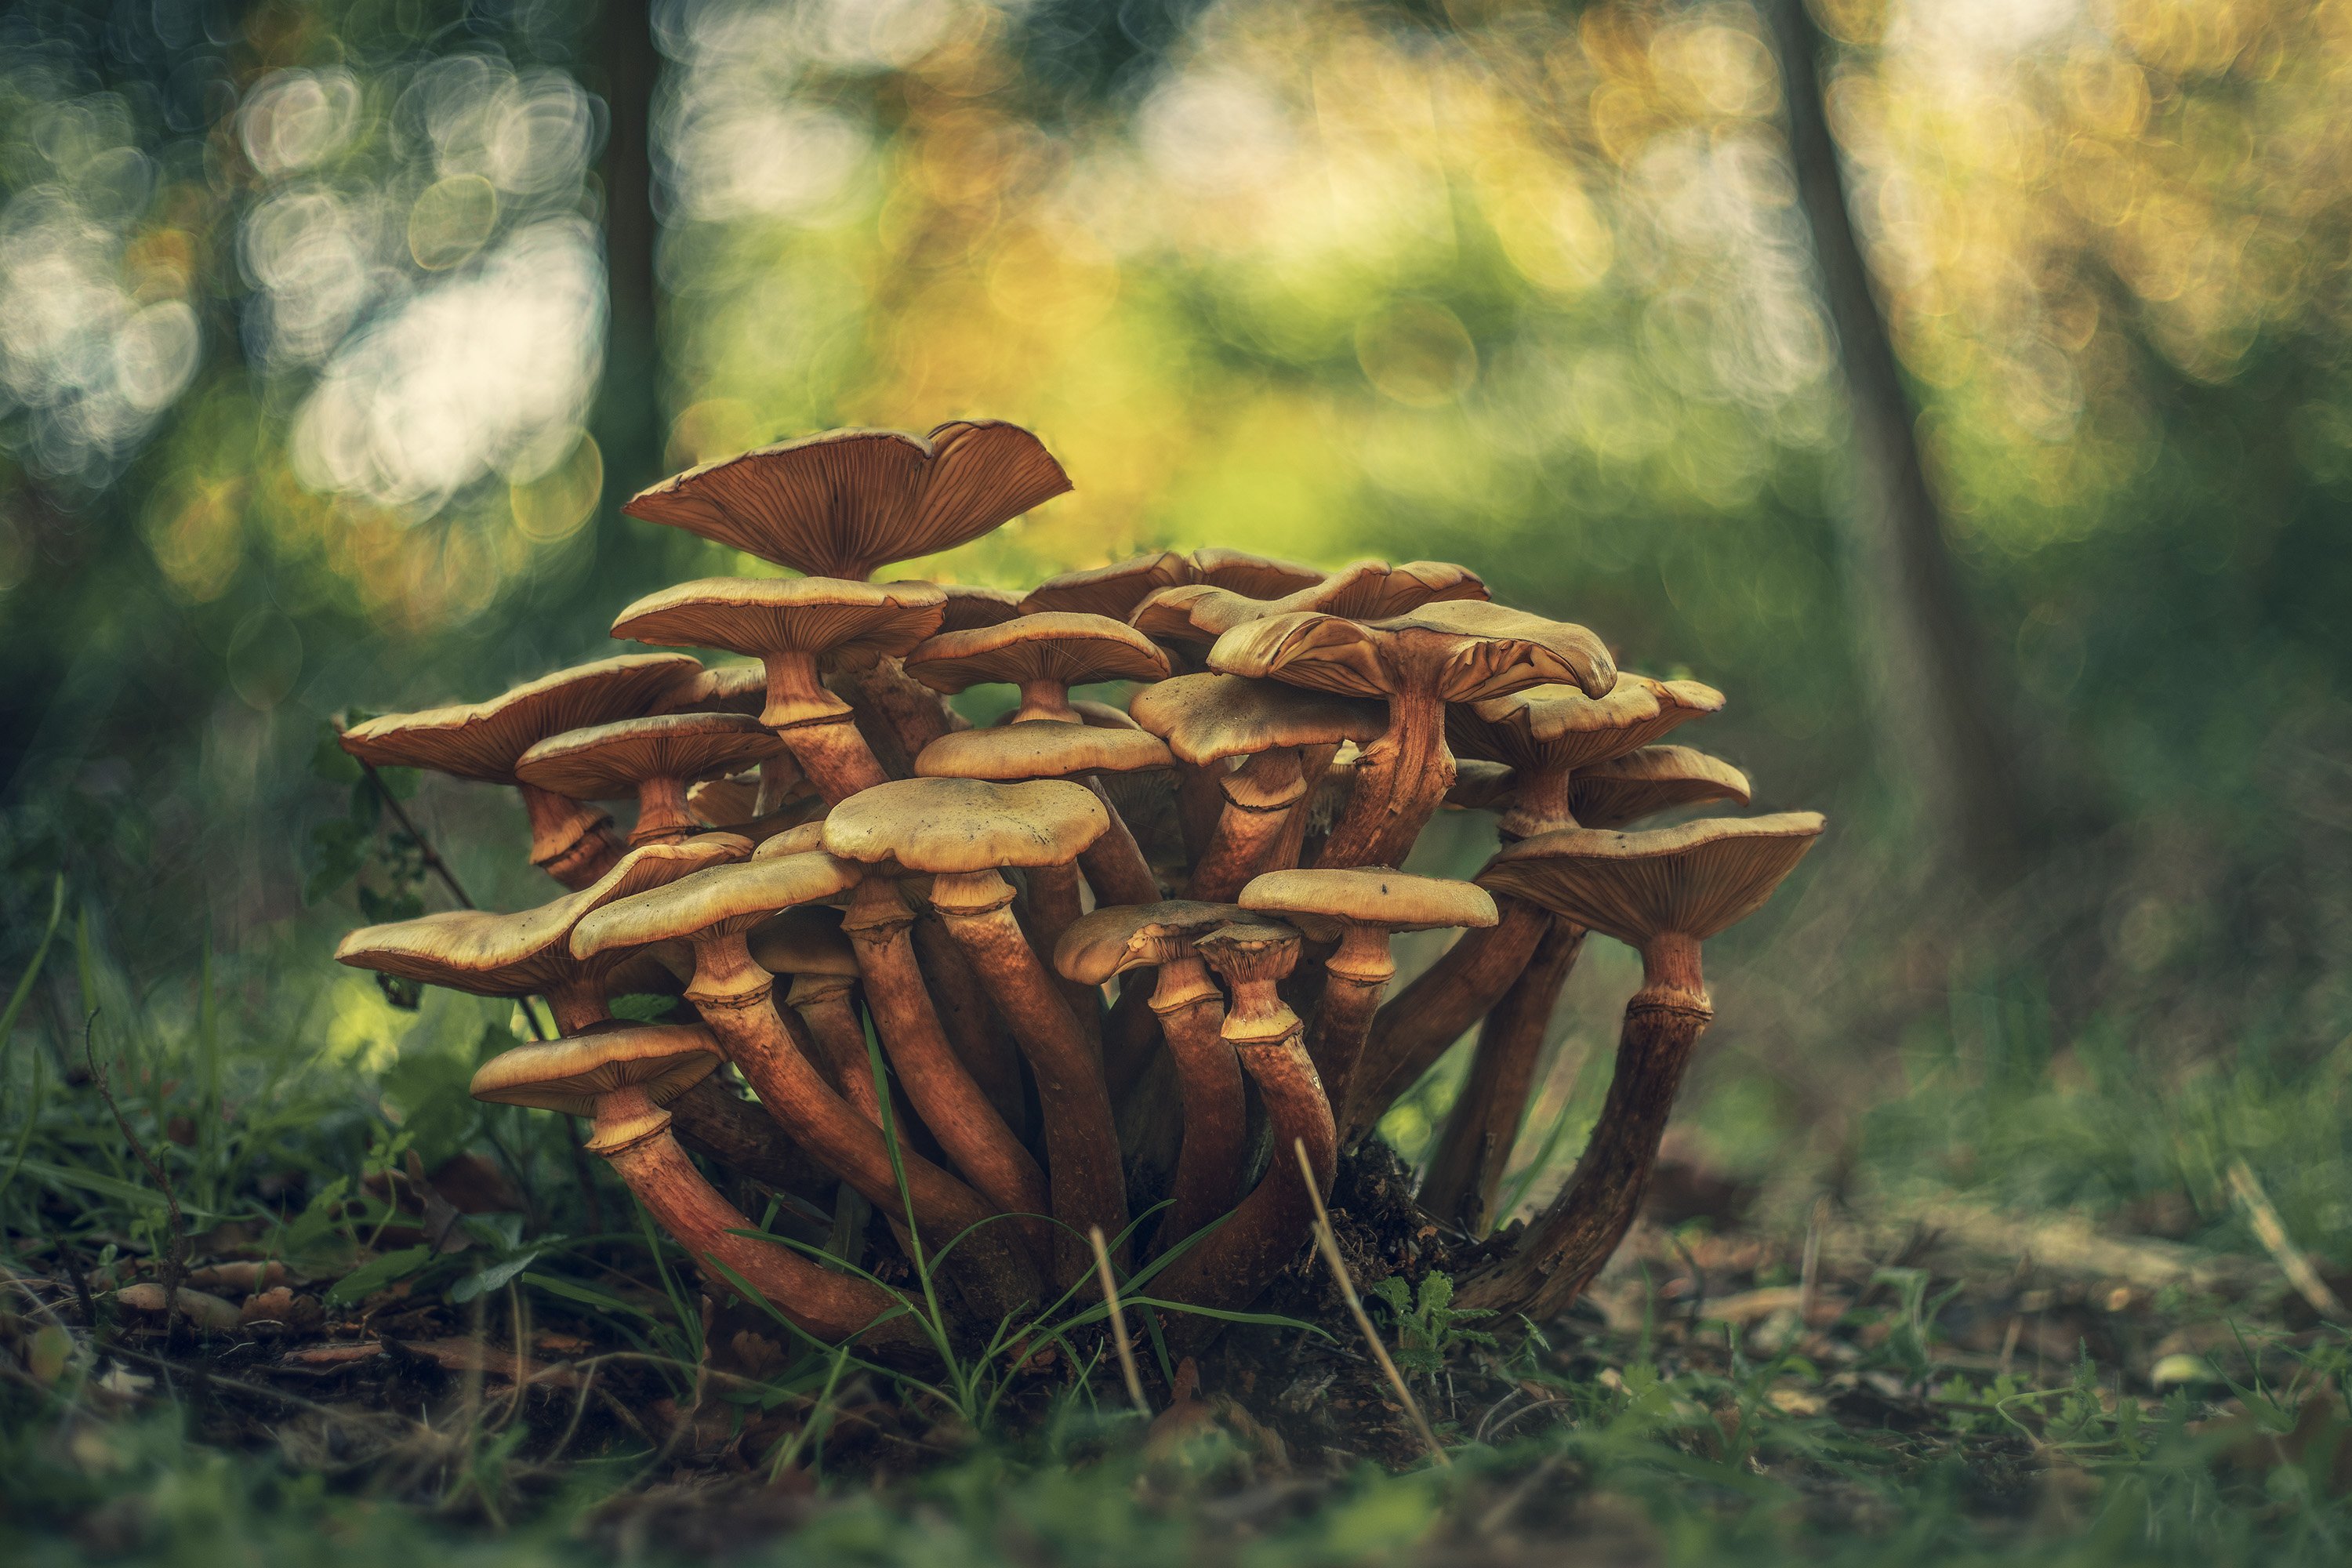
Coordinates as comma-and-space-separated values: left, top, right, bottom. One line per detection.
1294, 1138, 1449, 1468
2226, 1160, 2346, 1321
1089, 1225, 1149, 1417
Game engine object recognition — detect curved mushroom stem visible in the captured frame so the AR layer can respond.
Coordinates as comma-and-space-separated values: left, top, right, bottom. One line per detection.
1012, 678, 1080, 725
628, 775, 699, 846
1417, 917, 1588, 1234
779, 718, 891, 804
522, 783, 622, 889
1023, 862, 1099, 1044
909, 913, 1028, 1138
1267, 744, 1340, 874
1458, 932, 1708, 1319
1076, 777, 1161, 909
1316, 680, 1452, 872
1341, 895, 1550, 1145
1497, 763, 1575, 842
1175, 762, 1225, 866
784, 973, 880, 1122
593, 1094, 913, 1348
1303, 920, 1397, 1115
1147, 955, 1246, 1255
841, 878, 1050, 1236
828, 657, 954, 779
668, 1073, 840, 1198
927, 868, 1127, 1283
684, 931, 1041, 1308
1189, 750, 1306, 902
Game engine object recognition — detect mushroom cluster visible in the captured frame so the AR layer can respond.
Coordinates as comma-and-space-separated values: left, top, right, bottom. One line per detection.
335, 420, 1823, 1350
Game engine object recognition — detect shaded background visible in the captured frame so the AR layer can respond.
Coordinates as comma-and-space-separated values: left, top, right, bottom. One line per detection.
2, 0, 2347, 1250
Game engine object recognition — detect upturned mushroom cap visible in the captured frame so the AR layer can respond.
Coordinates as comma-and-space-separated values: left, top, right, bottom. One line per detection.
1128, 673, 1386, 765
1054, 900, 1246, 985
822, 778, 1108, 873
751, 819, 831, 859
571, 851, 864, 960
1186, 547, 1324, 600
610, 577, 948, 727
621, 422, 1072, 580
915, 721, 1171, 781
1569, 746, 1751, 830
1209, 600, 1617, 704
655, 662, 768, 716
1476, 812, 1824, 946
470, 1022, 720, 1152
1446, 759, 1519, 811
938, 583, 1025, 633
1131, 559, 1487, 652
336, 836, 752, 997
748, 906, 858, 977
515, 713, 786, 802
1020, 552, 1189, 619
1447, 673, 1725, 774
1239, 868, 1498, 935
902, 612, 1171, 702
340, 654, 703, 782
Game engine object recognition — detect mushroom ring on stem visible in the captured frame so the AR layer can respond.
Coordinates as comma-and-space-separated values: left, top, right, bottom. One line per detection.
517, 712, 788, 848
904, 612, 1171, 727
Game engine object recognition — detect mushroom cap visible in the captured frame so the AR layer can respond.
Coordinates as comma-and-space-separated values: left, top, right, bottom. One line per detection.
752, 819, 831, 859
938, 583, 1026, 633
572, 850, 864, 959
1067, 699, 1142, 731
1054, 900, 1246, 985
903, 612, 1171, 696
689, 773, 764, 826
340, 654, 703, 783
1239, 867, 1498, 934
1209, 600, 1616, 705
1186, 547, 1325, 600
1446, 759, 1519, 811
620, 422, 1072, 580
1130, 558, 1486, 652
654, 661, 769, 716
612, 576, 946, 666
470, 1022, 720, 1119
748, 905, 858, 977
915, 721, 1171, 781
1478, 812, 1824, 946
1020, 552, 1190, 619
1128, 672, 1386, 765
1448, 673, 1725, 774
1570, 746, 1751, 830
822, 777, 1108, 873
516, 713, 786, 801
336, 836, 752, 997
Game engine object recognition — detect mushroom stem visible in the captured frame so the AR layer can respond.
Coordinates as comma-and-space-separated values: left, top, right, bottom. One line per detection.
1175, 762, 1225, 864
1458, 932, 1708, 1318
841, 879, 1050, 1233
910, 913, 1029, 1137
629, 775, 698, 845
1012, 677, 1080, 724
1076, 777, 1161, 909
1190, 751, 1306, 902
1147, 956, 1247, 1254
785, 974, 881, 1122
927, 869, 1127, 1282
1315, 682, 1452, 871
1341, 895, 1550, 1145
1497, 764, 1575, 842
829, 658, 953, 779
778, 717, 891, 804
1024, 862, 1099, 1044
1303, 922, 1397, 1113
669, 1073, 840, 1198
522, 783, 622, 889
1416, 917, 1588, 1234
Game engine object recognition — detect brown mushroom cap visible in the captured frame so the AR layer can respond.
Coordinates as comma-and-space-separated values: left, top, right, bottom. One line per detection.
1067, 699, 1142, 731
915, 721, 1171, 782
1448, 674, 1726, 775
1131, 558, 1487, 652
515, 713, 786, 803
1476, 812, 1825, 946
751, 819, 831, 860
1208, 600, 1616, 704
620, 422, 1072, 580
1446, 759, 1519, 811
340, 654, 703, 782
336, 836, 752, 998
1054, 900, 1246, 985
1020, 552, 1189, 619
470, 1022, 720, 1150
822, 778, 1108, 873
571, 851, 863, 960
748, 906, 858, 978
1239, 867, 1498, 934
938, 583, 1026, 633
690, 773, 764, 826
610, 577, 947, 728
1569, 746, 1751, 830
1128, 672, 1386, 766
1186, 547, 1325, 600
655, 661, 768, 716
903, 612, 1171, 698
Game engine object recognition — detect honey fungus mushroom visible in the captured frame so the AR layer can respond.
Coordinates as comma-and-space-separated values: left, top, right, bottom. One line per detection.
904, 612, 1171, 727
517, 713, 787, 847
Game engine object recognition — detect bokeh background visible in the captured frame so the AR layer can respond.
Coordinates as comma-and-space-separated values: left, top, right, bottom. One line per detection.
2, 0, 2347, 1256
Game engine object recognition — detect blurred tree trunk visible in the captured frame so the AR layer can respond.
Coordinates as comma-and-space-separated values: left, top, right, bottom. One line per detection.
594, 0, 663, 528
1761, 0, 2029, 884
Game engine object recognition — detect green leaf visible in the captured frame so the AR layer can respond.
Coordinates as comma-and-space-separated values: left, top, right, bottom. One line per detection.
608, 994, 678, 1023
521, 1271, 656, 1320
326, 1245, 432, 1305
450, 1250, 539, 1304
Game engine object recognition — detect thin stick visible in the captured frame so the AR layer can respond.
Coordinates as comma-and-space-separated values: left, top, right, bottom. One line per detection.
2226, 1159, 2346, 1320
1294, 1138, 1449, 1468
1089, 1225, 1150, 1417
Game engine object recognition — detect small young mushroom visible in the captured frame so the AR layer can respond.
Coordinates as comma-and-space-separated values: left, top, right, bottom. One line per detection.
1054, 901, 1249, 1254
610, 577, 946, 803
1455, 813, 1825, 1317
1446, 674, 1726, 840
823, 777, 1125, 1279
1236, 867, 1497, 1112
472, 1022, 910, 1345
517, 713, 788, 847
904, 612, 1171, 726
1210, 600, 1616, 872
339, 653, 702, 888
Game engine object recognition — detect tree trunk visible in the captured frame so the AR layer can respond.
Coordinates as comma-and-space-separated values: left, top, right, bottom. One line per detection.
594, 0, 665, 540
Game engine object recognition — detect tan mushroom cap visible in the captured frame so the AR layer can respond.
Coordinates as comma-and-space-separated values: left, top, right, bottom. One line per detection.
1131, 558, 1486, 651
689, 773, 763, 826
1054, 900, 1246, 985
1448, 673, 1726, 774
621, 422, 1072, 580
1021, 552, 1189, 619
655, 661, 768, 716
1570, 746, 1751, 831
1067, 699, 1142, 731
340, 654, 703, 782
515, 713, 786, 802
470, 1022, 720, 1151
939, 583, 1025, 633
1240, 868, 1498, 934
1477, 812, 1825, 946
1186, 547, 1325, 600
610, 577, 948, 728
1209, 600, 1617, 705
903, 612, 1171, 697
752, 819, 831, 859
337, 836, 750, 997
823, 778, 1108, 874
1446, 759, 1518, 811
748, 906, 858, 978
1128, 673, 1386, 765
572, 851, 863, 960
916, 722, 1171, 782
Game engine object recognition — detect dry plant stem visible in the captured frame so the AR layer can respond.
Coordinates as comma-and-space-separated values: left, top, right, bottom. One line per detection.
842, 879, 1049, 1230
929, 869, 1128, 1278
1457, 932, 1710, 1319
1190, 750, 1307, 902
1316, 679, 1452, 871
1148, 959, 1246, 1254
1345, 895, 1550, 1145
1090, 1225, 1151, 1416
1024, 862, 1099, 1044
1303, 924, 1396, 1114
1076, 777, 1161, 908
910, 913, 1028, 1136
522, 783, 622, 889
779, 717, 891, 804
627, 776, 698, 845
1294, 1139, 1449, 1467
1417, 917, 1588, 1233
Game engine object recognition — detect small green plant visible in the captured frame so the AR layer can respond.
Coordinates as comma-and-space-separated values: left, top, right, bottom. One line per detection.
1369, 1269, 1497, 1381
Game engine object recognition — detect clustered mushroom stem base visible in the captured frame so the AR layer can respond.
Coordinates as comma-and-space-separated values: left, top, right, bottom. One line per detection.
1147, 962, 1246, 1254
666, 1075, 838, 1196
829, 658, 955, 777
1417, 917, 1588, 1234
